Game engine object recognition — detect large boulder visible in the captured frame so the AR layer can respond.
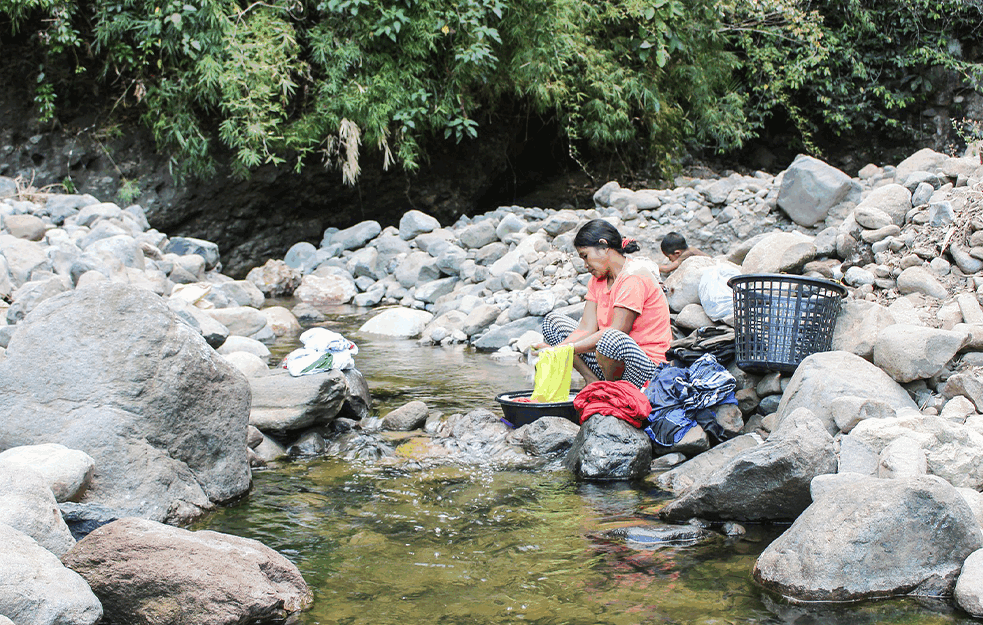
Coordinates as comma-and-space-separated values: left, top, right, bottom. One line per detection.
248, 369, 347, 435
740, 231, 816, 274
565, 415, 653, 480
956, 548, 983, 617
0, 523, 103, 625
331, 219, 381, 250
777, 155, 861, 226
655, 434, 761, 494
754, 475, 983, 601
775, 351, 918, 434
62, 517, 311, 625
660, 408, 836, 522
872, 324, 969, 383
0, 284, 252, 524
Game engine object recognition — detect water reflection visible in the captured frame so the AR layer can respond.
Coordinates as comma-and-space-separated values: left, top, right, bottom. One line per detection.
198, 304, 976, 625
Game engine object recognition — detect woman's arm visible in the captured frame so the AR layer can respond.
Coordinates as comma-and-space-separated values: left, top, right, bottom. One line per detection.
555, 301, 599, 348
566, 305, 638, 355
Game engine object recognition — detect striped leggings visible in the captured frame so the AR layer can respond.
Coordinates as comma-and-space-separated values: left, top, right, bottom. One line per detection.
541, 311, 656, 388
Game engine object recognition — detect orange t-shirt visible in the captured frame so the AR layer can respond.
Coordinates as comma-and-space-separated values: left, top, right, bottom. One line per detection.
587, 265, 671, 364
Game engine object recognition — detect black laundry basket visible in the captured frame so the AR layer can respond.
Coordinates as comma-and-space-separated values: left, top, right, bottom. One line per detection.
727, 273, 846, 373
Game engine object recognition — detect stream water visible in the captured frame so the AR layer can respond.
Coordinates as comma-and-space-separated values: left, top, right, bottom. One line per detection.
197, 305, 976, 625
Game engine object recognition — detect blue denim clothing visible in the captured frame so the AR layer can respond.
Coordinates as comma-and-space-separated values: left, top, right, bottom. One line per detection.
643, 354, 737, 447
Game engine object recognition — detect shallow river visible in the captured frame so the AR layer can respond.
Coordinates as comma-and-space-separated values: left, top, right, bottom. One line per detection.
197, 306, 975, 625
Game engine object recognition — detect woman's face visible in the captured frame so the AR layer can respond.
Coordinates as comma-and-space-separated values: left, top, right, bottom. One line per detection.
576, 245, 609, 279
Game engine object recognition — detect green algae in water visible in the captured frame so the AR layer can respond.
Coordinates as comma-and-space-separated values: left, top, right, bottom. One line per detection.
198, 460, 978, 625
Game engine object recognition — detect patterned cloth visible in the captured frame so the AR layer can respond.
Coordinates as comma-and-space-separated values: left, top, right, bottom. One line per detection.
643, 354, 737, 446
541, 312, 657, 388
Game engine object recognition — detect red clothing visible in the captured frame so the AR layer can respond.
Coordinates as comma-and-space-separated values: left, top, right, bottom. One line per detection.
574, 381, 652, 427
587, 260, 671, 364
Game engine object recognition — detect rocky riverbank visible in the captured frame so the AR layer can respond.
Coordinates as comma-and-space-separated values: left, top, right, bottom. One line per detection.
2, 142, 983, 620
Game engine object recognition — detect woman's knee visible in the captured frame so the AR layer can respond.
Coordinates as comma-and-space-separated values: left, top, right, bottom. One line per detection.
597, 329, 630, 358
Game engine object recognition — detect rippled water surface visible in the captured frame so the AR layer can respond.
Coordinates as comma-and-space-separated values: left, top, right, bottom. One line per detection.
199, 305, 976, 625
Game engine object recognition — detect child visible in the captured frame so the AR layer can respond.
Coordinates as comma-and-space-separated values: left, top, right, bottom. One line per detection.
659, 232, 708, 275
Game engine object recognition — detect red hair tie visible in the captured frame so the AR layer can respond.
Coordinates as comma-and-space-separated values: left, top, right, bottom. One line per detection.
621, 238, 636, 250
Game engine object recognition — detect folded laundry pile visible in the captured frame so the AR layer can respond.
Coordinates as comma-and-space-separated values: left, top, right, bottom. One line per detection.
282, 328, 358, 376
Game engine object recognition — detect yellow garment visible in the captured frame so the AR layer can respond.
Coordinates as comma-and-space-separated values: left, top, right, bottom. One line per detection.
531, 344, 574, 403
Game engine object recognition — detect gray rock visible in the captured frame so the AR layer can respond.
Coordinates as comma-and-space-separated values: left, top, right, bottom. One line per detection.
656, 434, 761, 494
903, 170, 943, 193
210, 280, 265, 309
0, 443, 94, 502
896, 148, 948, 180
458, 220, 498, 249
944, 371, 983, 412
855, 183, 913, 226
222, 351, 269, 378
0, 523, 102, 625
44, 194, 95, 225
776, 351, 918, 434
204, 305, 268, 337
601, 523, 715, 547
339, 368, 372, 421
741, 231, 816, 274
878, 435, 928, 479
164, 236, 220, 270
511, 416, 580, 456
416, 277, 459, 304
831, 300, 896, 360
462, 304, 501, 336
284, 241, 318, 274
565, 414, 652, 480
912, 181, 935, 207
399, 210, 441, 240
897, 266, 948, 299
217, 335, 271, 362
434, 244, 468, 276
395, 250, 441, 288
777, 155, 861, 226
676, 303, 714, 330
956, 548, 983, 617
754, 475, 982, 601
830, 396, 896, 434
0, 234, 51, 287
541, 211, 581, 236
495, 213, 526, 241
331, 220, 381, 251
950, 244, 983, 274
489, 249, 530, 277
6, 275, 70, 324
86, 235, 145, 269
62, 517, 311, 625
0, 284, 251, 525
3, 213, 46, 240
663, 256, 718, 312
381, 400, 430, 431
0, 462, 76, 556
872, 324, 968, 383
928, 201, 955, 226
473, 316, 543, 351
527, 291, 557, 316
248, 369, 347, 435
854, 204, 894, 230
660, 408, 836, 522
287, 431, 326, 456
843, 266, 875, 287
293, 272, 357, 306
475, 241, 508, 266
76, 202, 122, 227
847, 414, 983, 489
359, 307, 433, 338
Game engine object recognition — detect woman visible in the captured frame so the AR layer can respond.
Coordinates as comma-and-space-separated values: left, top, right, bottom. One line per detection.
539, 219, 671, 388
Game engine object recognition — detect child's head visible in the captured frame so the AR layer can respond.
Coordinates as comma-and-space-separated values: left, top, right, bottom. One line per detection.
660, 232, 688, 261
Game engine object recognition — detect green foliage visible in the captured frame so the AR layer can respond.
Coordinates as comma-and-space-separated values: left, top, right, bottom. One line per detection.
2, 0, 981, 181
117, 177, 141, 204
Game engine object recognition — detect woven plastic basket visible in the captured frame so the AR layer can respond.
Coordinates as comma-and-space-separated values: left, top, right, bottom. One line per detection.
727, 273, 846, 373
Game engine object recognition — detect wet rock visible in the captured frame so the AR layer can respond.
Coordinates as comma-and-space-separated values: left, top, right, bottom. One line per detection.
777, 155, 860, 226
660, 408, 836, 522
754, 475, 982, 601
872, 324, 968, 383
776, 351, 918, 435
382, 400, 430, 431
248, 369, 347, 435
0, 523, 102, 625
601, 523, 715, 547
0, 443, 94, 503
565, 414, 652, 480
511, 416, 580, 457
0, 284, 251, 524
359, 307, 434, 338
62, 517, 311, 625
